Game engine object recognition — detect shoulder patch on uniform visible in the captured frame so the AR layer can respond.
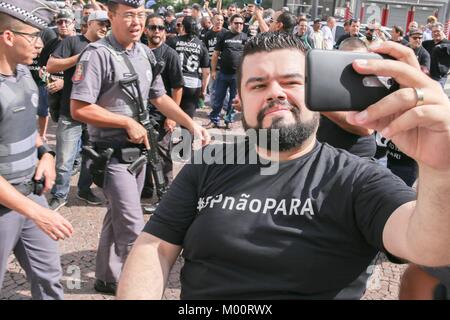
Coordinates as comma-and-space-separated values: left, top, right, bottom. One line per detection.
72, 62, 86, 82
80, 51, 92, 62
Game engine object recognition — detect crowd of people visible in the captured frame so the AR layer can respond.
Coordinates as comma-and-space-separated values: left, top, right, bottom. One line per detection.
0, 0, 450, 301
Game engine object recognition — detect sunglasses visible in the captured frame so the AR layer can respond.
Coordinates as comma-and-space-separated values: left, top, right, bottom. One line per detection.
147, 25, 165, 31
411, 36, 423, 40
97, 21, 111, 28
56, 19, 73, 26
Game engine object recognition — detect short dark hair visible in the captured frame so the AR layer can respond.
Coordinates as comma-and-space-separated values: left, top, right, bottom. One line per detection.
339, 37, 368, 51
237, 32, 306, 96
392, 25, 404, 36
145, 13, 164, 27
107, 2, 118, 13
192, 3, 201, 11
277, 12, 297, 34
230, 14, 243, 24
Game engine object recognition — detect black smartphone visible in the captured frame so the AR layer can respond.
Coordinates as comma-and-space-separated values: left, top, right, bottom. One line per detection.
305, 50, 399, 112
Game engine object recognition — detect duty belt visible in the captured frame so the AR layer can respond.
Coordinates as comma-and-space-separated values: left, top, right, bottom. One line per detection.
93, 142, 144, 164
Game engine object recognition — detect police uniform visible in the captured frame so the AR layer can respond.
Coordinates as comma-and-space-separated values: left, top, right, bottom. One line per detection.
0, 0, 64, 299
70, 0, 166, 290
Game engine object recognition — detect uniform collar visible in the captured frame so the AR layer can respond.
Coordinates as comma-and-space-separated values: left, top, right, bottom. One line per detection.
0, 64, 28, 82
107, 34, 139, 55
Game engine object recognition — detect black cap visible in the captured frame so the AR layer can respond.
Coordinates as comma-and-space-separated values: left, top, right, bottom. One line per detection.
0, 0, 59, 30
56, 8, 75, 21
108, 0, 145, 8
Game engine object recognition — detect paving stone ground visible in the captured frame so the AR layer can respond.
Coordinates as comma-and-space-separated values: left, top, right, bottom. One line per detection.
1, 107, 409, 300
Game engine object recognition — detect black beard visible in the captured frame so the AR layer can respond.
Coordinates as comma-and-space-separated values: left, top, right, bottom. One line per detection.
149, 36, 161, 46
366, 34, 373, 41
242, 99, 319, 152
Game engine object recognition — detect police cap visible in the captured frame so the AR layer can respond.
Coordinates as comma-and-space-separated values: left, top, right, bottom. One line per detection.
108, 0, 145, 8
0, 0, 58, 30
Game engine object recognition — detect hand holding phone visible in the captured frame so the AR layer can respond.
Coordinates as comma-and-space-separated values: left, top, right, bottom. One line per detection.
305, 50, 399, 112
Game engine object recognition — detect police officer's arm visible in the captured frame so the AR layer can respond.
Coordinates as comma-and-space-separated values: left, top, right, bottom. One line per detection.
347, 42, 450, 266
0, 177, 74, 241
150, 94, 210, 145
211, 50, 220, 80
47, 55, 79, 73
35, 135, 56, 193
321, 112, 374, 136
117, 232, 181, 300
71, 100, 150, 147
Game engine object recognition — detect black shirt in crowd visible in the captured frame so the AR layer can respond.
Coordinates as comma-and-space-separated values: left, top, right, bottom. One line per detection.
199, 27, 211, 43
28, 56, 45, 86
426, 39, 450, 80
386, 140, 416, 167
215, 30, 247, 74
168, 35, 210, 80
52, 34, 91, 118
335, 33, 351, 48
316, 116, 376, 158
413, 46, 431, 72
39, 37, 64, 81
166, 19, 177, 36
40, 27, 58, 46
144, 141, 416, 299
204, 28, 226, 58
148, 43, 185, 124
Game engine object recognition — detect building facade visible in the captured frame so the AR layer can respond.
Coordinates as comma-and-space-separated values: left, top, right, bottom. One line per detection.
272, 0, 449, 32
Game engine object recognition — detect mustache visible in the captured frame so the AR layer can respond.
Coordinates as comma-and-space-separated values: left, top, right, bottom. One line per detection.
256, 99, 297, 124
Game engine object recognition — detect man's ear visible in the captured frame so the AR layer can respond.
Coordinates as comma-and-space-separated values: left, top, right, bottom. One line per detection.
233, 96, 242, 112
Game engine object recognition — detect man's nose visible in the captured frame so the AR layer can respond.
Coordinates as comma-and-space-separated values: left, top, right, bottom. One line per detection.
265, 82, 287, 102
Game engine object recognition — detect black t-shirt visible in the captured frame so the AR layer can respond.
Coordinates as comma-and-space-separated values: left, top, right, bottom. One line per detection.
40, 27, 58, 46
422, 39, 436, 56
168, 35, 210, 80
28, 56, 44, 86
335, 33, 351, 48
144, 141, 416, 299
386, 140, 416, 166
413, 46, 431, 71
215, 31, 247, 74
52, 35, 90, 118
39, 37, 64, 80
166, 19, 177, 36
204, 28, 226, 58
429, 40, 450, 80
316, 116, 376, 158
148, 43, 185, 124
199, 27, 210, 43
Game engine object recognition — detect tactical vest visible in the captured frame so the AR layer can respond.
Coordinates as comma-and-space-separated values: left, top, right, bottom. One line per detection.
0, 66, 38, 183
85, 36, 156, 144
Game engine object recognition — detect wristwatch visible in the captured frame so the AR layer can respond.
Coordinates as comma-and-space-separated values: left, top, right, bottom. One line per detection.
37, 144, 56, 160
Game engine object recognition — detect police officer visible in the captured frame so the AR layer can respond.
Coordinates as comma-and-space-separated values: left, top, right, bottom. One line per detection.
0, 0, 74, 299
70, 0, 209, 294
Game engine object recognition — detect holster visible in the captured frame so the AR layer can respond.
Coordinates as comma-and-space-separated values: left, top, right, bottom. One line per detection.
82, 146, 114, 189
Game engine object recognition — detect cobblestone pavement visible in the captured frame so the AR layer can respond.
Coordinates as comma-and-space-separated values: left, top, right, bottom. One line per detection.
1, 108, 408, 300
